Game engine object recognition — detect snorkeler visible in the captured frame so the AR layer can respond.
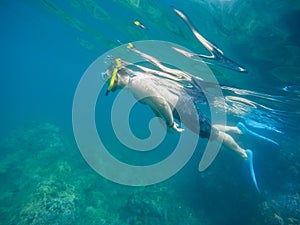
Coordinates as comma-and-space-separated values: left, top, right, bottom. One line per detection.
102, 7, 280, 192
103, 43, 265, 191
105, 45, 248, 159
103, 39, 278, 193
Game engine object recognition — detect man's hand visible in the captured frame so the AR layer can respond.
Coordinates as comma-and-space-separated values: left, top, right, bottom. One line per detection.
170, 122, 184, 133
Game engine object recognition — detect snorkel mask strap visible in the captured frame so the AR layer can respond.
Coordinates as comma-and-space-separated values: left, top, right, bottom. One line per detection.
105, 58, 122, 96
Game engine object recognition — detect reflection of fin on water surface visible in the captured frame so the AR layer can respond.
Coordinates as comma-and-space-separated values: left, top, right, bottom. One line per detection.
172, 7, 247, 73
246, 150, 260, 192
245, 118, 284, 134
134, 20, 147, 29
237, 122, 279, 146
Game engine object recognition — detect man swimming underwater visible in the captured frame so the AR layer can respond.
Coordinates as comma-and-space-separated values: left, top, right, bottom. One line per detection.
102, 43, 268, 192
105, 44, 247, 158
102, 8, 278, 192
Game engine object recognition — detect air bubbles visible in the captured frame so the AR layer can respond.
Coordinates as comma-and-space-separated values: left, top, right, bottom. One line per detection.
283, 85, 300, 96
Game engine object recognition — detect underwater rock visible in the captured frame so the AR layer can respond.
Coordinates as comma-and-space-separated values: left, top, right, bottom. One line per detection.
258, 193, 300, 225
19, 197, 75, 225
258, 201, 285, 225
121, 196, 166, 225
0, 123, 78, 225
32, 198, 75, 225
1, 123, 202, 225
121, 197, 165, 225
16, 178, 76, 225
278, 144, 300, 182
116, 185, 201, 225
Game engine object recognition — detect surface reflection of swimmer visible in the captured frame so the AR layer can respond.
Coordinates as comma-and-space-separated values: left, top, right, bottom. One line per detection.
172, 7, 247, 73
103, 44, 277, 192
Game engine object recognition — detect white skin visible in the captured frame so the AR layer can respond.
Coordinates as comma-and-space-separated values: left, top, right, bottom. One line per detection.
111, 71, 248, 159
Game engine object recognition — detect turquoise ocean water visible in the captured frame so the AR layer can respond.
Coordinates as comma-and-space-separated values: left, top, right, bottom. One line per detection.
1, 1, 300, 225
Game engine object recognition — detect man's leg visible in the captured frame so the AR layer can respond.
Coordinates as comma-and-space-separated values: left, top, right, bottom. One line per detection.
215, 130, 247, 159
213, 124, 242, 134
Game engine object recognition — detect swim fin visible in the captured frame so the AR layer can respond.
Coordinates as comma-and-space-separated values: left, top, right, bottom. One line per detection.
237, 122, 279, 146
246, 149, 260, 192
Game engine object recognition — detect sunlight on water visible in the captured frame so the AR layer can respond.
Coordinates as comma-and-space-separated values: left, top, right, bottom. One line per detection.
37, 0, 114, 49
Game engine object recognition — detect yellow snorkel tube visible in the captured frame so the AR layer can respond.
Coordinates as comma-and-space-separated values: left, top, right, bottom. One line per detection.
105, 58, 122, 96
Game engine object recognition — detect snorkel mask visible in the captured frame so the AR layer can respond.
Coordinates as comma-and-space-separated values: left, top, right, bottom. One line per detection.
105, 58, 122, 96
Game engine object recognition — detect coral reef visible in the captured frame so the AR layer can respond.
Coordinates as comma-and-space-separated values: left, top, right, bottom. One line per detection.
1, 122, 299, 225
258, 193, 300, 225
0, 123, 200, 225
0, 123, 75, 225
17, 181, 76, 225
15, 161, 76, 225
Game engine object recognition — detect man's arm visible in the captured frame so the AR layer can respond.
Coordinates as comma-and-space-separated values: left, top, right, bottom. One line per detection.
142, 96, 184, 133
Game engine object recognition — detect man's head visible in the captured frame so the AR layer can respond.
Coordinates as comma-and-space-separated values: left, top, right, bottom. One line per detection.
105, 58, 129, 96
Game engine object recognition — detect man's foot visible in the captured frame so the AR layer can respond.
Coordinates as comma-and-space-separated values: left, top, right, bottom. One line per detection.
240, 150, 248, 160
234, 126, 243, 134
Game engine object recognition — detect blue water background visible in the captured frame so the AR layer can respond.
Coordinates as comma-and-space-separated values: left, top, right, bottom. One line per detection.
1, 0, 300, 225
